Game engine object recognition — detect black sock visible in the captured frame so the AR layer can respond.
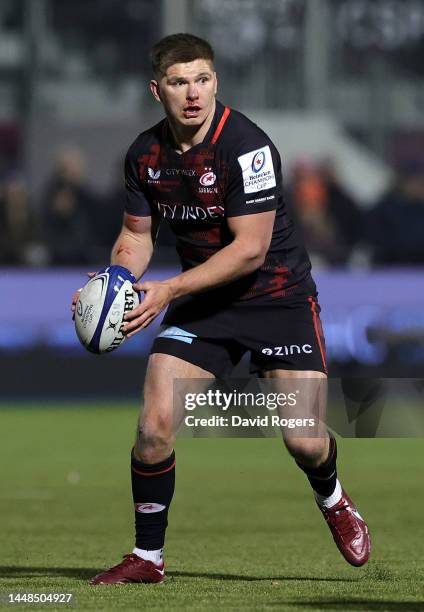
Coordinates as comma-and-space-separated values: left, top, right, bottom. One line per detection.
131, 449, 175, 550
296, 436, 337, 497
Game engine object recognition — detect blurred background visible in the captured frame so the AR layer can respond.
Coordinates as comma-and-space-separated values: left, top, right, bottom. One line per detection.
1, 0, 424, 398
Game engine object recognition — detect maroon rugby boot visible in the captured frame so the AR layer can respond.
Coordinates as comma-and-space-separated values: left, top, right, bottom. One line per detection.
90, 554, 165, 585
317, 488, 371, 566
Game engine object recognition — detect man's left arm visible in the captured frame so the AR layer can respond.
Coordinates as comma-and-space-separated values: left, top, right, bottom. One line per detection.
123, 210, 275, 335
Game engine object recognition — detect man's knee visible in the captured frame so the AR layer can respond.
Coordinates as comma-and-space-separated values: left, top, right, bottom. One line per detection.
284, 436, 329, 468
134, 415, 175, 462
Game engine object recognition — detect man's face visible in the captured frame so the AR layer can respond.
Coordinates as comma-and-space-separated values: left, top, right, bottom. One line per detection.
150, 59, 217, 127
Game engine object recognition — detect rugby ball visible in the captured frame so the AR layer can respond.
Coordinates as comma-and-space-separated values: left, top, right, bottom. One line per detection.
74, 265, 140, 354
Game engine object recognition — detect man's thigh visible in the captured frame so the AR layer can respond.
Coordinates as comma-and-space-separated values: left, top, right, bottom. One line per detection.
140, 353, 215, 436
151, 329, 245, 378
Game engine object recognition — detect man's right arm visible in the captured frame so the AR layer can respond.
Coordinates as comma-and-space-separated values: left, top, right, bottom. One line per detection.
111, 212, 159, 280
70, 211, 157, 318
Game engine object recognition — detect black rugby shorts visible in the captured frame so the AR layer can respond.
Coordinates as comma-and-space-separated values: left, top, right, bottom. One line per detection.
150, 293, 327, 378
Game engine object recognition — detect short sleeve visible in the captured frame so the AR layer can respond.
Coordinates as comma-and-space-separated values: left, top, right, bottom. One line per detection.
124, 148, 153, 217
225, 143, 281, 217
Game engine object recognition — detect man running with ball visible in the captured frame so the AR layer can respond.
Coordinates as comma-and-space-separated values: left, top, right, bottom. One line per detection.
72, 33, 370, 584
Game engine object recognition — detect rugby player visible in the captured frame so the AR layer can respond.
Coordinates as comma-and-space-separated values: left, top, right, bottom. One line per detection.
74, 33, 371, 584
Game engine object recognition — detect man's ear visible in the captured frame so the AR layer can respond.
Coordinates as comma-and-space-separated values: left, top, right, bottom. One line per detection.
150, 80, 161, 103
213, 72, 218, 95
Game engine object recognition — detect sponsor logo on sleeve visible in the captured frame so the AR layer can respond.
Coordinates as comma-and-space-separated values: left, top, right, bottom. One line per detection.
237, 145, 276, 195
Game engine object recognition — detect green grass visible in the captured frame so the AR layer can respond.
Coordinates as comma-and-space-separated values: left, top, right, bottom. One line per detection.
0, 404, 423, 611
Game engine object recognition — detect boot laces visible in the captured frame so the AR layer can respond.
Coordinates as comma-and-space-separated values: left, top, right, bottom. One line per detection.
331, 504, 359, 538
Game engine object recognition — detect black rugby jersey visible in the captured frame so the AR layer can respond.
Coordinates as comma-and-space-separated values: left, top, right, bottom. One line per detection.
125, 100, 315, 301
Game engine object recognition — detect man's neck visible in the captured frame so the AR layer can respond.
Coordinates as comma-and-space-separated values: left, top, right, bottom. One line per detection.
167, 99, 216, 154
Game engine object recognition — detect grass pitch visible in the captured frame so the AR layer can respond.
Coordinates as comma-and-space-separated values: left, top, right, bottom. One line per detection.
0, 403, 423, 611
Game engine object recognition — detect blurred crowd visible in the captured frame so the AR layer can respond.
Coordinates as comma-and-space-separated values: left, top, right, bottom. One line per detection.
290, 158, 424, 267
0, 148, 124, 267
1, 147, 424, 268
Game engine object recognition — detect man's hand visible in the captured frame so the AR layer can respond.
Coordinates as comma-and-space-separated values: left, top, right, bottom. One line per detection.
70, 272, 97, 319
122, 280, 175, 336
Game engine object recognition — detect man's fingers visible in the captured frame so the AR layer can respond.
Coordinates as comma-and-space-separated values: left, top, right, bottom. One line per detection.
71, 289, 83, 311
123, 312, 151, 334
127, 315, 155, 337
71, 286, 84, 322
123, 303, 148, 322
140, 315, 155, 330
123, 306, 159, 334
133, 281, 150, 292
71, 274, 93, 322
123, 294, 156, 320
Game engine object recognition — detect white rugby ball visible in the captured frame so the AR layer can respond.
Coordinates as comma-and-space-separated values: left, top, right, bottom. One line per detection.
75, 265, 140, 354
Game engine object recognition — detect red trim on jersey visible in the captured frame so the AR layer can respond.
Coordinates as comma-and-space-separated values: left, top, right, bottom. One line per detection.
132, 460, 176, 477
308, 296, 328, 374
211, 106, 231, 144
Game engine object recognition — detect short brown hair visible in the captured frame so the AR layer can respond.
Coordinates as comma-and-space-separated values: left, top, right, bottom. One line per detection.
150, 33, 214, 78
